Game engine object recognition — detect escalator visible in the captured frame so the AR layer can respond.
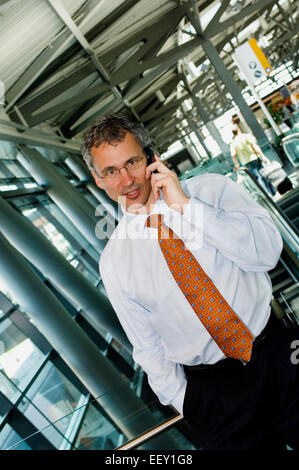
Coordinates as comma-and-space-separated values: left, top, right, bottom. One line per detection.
238, 168, 299, 328
276, 185, 299, 232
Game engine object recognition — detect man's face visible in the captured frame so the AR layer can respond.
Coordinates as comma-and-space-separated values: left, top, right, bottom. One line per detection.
90, 131, 153, 211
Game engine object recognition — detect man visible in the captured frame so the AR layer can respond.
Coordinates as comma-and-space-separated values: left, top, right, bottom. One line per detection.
230, 127, 276, 196
82, 114, 299, 450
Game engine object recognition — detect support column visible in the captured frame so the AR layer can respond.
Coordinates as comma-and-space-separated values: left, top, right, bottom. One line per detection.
191, 125, 211, 159
0, 230, 179, 448
201, 39, 268, 144
191, 93, 229, 156
182, 72, 228, 156
181, 110, 211, 159
16, 145, 107, 253
0, 195, 130, 351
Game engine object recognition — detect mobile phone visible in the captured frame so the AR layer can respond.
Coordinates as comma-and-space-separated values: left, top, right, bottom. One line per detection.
144, 146, 158, 173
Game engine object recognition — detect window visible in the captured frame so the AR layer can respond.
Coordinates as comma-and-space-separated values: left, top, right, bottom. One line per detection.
18, 362, 85, 449
21, 206, 98, 285
0, 318, 46, 403
74, 402, 123, 450
0, 424, 31, 450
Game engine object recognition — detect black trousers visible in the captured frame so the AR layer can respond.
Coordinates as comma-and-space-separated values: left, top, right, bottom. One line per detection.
183, 315, 299, 450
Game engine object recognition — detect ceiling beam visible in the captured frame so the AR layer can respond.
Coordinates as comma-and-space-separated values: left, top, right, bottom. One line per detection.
0, 120, 80, 153
47, 0, 140, 121
203, 0, 277, 38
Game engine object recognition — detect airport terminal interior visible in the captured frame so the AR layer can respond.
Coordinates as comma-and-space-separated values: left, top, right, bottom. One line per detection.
0, 0, 298, 450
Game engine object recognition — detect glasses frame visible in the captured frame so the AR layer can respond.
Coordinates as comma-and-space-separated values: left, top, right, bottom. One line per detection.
95, 155, 147, 182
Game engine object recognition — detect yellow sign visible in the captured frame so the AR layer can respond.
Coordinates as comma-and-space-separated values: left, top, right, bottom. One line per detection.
233, 38, 272, 84
248, 38, 272, 75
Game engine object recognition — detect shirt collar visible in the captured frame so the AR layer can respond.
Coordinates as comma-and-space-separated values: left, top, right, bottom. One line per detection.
114, 195, 183, 241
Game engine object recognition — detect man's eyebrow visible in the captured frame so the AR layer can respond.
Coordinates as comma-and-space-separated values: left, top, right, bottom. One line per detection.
101, 164, 117, 172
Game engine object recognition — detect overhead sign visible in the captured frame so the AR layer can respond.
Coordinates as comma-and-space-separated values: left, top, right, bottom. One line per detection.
233, 38, 272, 84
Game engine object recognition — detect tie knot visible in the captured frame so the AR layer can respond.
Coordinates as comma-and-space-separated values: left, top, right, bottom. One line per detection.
145, 214, 176, 240
145, 214, 164, 229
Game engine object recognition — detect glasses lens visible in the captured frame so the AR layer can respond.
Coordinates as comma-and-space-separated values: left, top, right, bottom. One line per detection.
102, 156, 145, 180
126, 156, 145, 171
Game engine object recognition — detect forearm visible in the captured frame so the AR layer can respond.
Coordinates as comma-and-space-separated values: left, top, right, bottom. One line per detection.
182, 175, 283, 271
231, 155, 239, 167
134, 348, 187, 414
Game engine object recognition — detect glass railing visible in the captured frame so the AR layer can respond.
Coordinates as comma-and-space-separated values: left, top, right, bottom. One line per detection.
235, 168, 299, 261
1, 371, 199, 450
282, 133, 299, 167
278, 283, 299, 326
179, 159, 233, 181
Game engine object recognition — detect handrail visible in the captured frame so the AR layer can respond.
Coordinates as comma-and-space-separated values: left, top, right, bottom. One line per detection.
116, 414, 184, 450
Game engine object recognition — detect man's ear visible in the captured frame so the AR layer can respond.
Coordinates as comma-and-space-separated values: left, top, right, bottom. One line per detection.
91, 170, 104, 189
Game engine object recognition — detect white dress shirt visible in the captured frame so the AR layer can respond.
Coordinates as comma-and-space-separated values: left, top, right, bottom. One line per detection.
99, 173, 283, 415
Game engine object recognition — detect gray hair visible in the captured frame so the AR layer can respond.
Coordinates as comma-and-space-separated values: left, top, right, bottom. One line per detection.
81, 114, 152, 171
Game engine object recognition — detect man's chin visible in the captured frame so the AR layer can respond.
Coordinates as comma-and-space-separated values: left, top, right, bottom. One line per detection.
126, 202, 148, 214
119, 190, 154, 214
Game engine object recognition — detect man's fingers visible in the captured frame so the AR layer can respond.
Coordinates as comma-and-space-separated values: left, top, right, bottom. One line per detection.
151, 174, 169, 200
145, 157, 170, 178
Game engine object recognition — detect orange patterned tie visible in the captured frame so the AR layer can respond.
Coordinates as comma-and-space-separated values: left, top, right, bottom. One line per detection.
146, 214, 254, 363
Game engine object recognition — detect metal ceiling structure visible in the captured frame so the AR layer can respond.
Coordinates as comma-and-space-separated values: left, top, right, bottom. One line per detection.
1, 0, 298, 153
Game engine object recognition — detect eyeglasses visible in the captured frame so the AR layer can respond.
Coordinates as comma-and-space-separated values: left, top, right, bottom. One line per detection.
97, 155, 146, 181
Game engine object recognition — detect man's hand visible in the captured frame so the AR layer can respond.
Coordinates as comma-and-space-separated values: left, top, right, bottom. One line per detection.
233, 164, 240, 172
145, 155, 190, 214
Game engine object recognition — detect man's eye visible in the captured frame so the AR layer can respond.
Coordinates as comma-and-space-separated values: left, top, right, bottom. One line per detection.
105, 169, 116, 176
127, 159, 138, 167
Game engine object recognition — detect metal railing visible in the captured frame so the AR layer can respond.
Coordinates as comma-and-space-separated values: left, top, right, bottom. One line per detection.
116, 414, 184, 450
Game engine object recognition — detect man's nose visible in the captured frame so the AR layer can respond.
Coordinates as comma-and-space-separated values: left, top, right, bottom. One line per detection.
119, 167, 134, 185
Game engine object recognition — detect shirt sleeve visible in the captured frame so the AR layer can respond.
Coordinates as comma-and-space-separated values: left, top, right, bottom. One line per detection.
182, 174, 283, 272
99, 260, 187, 415
246, 133, 257, 145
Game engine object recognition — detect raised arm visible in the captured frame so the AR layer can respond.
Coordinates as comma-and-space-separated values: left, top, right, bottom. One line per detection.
182, 174, 283, 272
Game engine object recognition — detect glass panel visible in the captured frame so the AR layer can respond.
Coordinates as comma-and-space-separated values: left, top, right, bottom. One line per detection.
0, 318, 46, 402
0, 183, 18, 191
0, 407, 8, 426
283, 136, 299, 166
236, 170, 299, 251
18, 361, 85, 449
0, 290, 16, 316
22, 207, 98, 284
44, 201, 99, 266
0, 308, 5, 321
0, 177, 37, 192
0, 370, 20, 403
3, 371, 192, 450
4, 160, 30, 178
74, 402, 122, 450
279, 284, 299, 324
0, 424, 31, 450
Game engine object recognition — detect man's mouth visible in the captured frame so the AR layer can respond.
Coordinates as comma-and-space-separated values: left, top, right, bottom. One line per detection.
123, 188, 141, 199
